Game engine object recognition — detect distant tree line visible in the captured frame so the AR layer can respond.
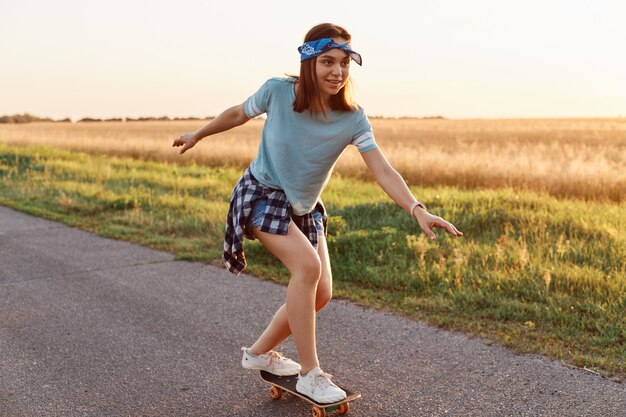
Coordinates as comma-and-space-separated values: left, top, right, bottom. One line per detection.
0, 113, 214, 124
368, 115, 447, 120
0, 113, 70, 123
1, 112, 446, 124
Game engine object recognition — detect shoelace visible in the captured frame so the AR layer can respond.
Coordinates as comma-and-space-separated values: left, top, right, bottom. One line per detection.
267, 351, 286, 366
312, 372, 335, 390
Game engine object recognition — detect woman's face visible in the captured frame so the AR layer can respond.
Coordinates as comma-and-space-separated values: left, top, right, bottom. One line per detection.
315, 37, 351, 101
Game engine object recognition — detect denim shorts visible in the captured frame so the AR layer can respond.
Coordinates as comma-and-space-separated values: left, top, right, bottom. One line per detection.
248, 198, 325, 236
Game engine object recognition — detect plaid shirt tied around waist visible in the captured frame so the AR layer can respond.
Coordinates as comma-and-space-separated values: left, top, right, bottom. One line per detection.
223, 168, 327, 275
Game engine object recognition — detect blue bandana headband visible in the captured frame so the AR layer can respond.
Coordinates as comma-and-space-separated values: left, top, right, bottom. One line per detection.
298, 38, 363, 66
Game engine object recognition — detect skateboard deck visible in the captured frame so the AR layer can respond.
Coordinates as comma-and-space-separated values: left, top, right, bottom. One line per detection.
260, 370, 361, 416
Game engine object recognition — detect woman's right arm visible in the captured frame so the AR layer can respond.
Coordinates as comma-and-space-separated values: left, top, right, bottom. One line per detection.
172, 102, 250, 154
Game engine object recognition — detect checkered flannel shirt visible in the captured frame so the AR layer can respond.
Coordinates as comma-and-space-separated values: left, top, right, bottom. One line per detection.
223, 168, 327, 275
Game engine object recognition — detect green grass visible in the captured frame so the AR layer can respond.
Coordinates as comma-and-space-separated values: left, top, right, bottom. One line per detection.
1, 143, 625, 378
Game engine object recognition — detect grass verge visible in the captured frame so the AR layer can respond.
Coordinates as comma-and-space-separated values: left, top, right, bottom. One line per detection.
1, 143, 624, 378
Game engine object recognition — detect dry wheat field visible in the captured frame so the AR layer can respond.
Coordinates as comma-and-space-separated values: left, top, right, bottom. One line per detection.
1, 118, 625, 202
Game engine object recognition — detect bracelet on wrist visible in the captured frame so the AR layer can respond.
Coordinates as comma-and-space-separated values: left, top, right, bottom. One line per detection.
410, 200, 427, 216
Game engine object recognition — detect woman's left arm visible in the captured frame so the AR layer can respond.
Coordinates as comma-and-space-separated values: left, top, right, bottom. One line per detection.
361, 148, 463, 240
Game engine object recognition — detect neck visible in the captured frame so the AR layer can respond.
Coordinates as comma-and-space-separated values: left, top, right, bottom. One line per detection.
315, 90, 331, 113
313, 99, 330, 113
294, 80, 331, 113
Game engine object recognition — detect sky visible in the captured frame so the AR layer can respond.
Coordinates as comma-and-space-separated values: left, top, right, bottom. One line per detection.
1, 0, 625, 120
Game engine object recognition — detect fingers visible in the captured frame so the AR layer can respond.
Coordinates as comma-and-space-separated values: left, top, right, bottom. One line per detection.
418, 218, 437, 240
450, 223, 463, 237
436, 219, 463, 237
424, 227, 437, 241
434, 218, 463, 237
173, 133, 191, 147
172, 135, 193, 153
422, 216, 463, 240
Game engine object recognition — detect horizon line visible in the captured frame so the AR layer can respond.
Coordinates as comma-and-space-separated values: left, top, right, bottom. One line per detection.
1, 112, 625, 124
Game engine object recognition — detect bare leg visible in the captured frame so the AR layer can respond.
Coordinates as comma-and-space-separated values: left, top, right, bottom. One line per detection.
249, 235, 333, 355
247, 224, 333, 374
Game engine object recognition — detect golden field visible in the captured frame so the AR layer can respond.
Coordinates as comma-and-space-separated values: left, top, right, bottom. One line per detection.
1, 117, 625, 202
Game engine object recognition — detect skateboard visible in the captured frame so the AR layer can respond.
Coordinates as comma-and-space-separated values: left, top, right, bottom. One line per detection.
260, 370, 361, 416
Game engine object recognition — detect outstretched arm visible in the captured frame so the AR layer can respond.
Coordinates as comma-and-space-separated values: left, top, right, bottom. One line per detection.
172, 103, 250, 154
360, 148, 463, 240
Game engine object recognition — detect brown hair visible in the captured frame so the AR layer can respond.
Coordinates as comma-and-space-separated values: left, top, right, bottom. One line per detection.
292, 23, 357, 116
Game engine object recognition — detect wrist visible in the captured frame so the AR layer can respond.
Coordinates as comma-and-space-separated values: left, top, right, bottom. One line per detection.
192, 131, 202, 142
409, 200, 427, 217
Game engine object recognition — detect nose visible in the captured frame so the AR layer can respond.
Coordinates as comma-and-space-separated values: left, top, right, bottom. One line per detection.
331, 63, 342, 76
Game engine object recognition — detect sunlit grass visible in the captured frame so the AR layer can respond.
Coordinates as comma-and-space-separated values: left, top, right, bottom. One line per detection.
1, 143, 624, 377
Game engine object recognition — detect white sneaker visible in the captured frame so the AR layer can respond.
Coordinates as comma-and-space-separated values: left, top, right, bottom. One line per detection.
241, 347, 301, 376
296, 367, 347, 404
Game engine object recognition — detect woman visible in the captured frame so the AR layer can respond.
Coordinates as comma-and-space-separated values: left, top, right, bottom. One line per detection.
173, 23, 463, 403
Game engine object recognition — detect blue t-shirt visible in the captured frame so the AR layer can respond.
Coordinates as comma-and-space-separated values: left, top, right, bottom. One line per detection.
245, 77, 378, 215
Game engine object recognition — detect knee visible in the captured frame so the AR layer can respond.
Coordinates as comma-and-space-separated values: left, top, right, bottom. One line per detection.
292, 255, 322, 285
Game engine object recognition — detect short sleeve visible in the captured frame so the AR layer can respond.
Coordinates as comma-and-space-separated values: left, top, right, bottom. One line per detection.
350, 110, 378, 153
244, 80, 273, 118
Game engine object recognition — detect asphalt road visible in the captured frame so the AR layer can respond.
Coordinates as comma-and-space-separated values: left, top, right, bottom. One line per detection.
1, 205, 624, 417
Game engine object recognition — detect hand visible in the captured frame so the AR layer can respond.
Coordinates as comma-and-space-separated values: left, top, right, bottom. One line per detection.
172, 132, 199, 154
413, 207, 463, 240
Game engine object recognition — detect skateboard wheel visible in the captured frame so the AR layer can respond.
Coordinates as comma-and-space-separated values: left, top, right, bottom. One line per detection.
338, 402, 350, 414
312, 407, 326, 417
270, 385, 282, 400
